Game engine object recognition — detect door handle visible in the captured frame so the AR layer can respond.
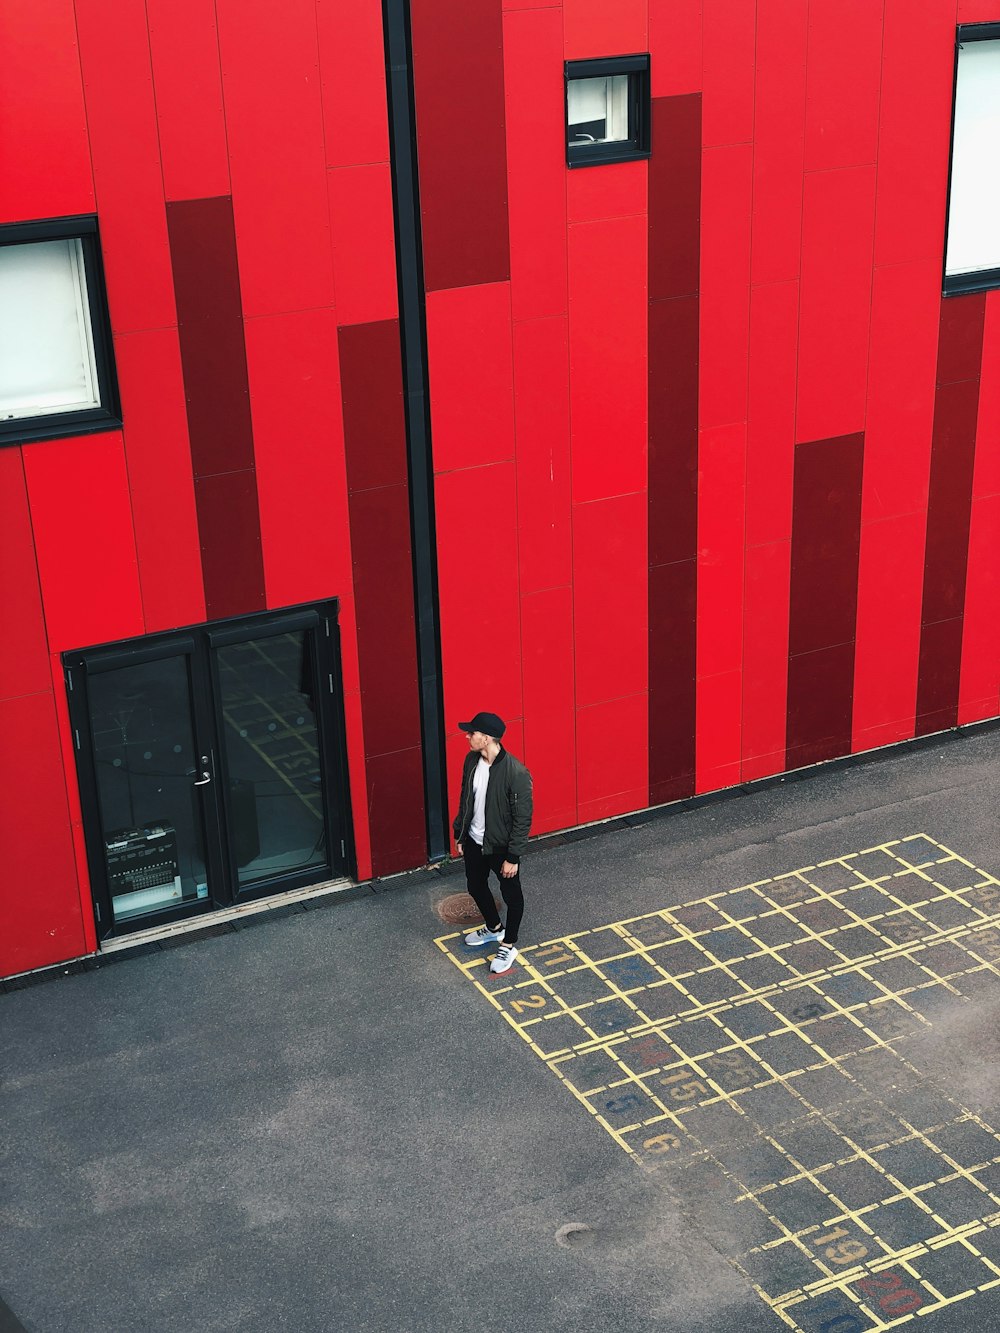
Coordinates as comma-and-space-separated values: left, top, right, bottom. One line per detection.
193, 771, 212, 786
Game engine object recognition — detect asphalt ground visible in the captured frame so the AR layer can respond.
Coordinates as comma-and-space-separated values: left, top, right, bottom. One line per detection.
4, 726, 1000, 1333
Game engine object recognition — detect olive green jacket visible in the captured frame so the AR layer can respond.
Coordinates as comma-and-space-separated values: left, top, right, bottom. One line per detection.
453, 747, 533, 863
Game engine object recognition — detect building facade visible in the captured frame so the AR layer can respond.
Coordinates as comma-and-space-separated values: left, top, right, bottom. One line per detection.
3, 0, 999, 980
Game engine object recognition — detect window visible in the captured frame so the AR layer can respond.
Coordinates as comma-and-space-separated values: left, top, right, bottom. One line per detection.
0, 216, 119, 444
945, 24, 1000, 294
565, 55, 650, 168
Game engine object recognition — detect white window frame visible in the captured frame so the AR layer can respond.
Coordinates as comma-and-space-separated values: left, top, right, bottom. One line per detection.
944, 24, 1000, 294
0, 216, 119, 446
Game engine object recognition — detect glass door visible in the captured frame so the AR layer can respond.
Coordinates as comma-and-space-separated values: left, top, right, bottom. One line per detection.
66, 601, 350, 938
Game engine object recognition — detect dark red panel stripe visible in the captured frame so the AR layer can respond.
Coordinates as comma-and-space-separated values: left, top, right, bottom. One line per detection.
409, 0, 509, 292
166, 195, 264, 616
339, 321, 425, 876
915, 294, 986, 735
786, 432, 864, 768
648, 94, 701, 804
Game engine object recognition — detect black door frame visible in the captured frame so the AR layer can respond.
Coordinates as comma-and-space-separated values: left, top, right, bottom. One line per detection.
64, 598, 353, 941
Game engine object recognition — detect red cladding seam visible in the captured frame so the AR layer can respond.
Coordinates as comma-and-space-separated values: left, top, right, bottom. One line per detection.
648, 94, 701, 804
786, 433, 865, 768
410, 0, 510, 291
166, 196, 265, 618
915, 295, 987, 735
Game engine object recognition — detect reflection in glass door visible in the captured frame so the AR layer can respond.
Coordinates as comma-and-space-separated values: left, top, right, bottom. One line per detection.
215, 630, 327, 888
86, 649, 213, 924
66, 601, 350, 938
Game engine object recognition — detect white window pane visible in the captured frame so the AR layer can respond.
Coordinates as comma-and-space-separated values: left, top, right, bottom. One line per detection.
568, 74, 630, 145
947, 39, 1000, 277
0, 238, 100, 420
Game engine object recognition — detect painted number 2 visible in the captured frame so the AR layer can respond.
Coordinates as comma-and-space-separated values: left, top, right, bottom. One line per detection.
510, 994, 546, 1014
856, 1270, 922, 1317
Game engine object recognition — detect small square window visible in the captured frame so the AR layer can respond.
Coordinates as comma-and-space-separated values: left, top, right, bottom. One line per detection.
0, 216, 120, 445
944, 24, 1000, 294
565, 55, 650, 168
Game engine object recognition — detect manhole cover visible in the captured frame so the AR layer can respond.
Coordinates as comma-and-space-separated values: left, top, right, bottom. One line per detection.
435, 892, 497, 925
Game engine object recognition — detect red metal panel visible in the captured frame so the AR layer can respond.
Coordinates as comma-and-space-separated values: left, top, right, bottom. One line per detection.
574, 492, 648, 708
0, 0, 93, 223
75, 0, 176, 332
695, 422, 745, 793
114, 327, 206, 633
245, 308, 353, 607
852, 511, 926, 752
741, 540, 790, 778
696, 423, 746, 680
22, 433, 144, 653
701, 0, 754, 147
648, 558, 696, 803
916, 617, 965, 735
576, 692, 648, 825
649, 295, 698, 566
974, 292, 1000, 500
751, 0, 808, 286
513, 316, 573, 594
146, 0, 230, 201
874, 0, 956, 267
786, 433, 865, 767
938, 293, 987, 387
959, 493, 1000, 723
410, 0, 509, 292
700, 144, 752, 429
166, 196, 255, 478
315, 0, 390, 169
862, 260, 940, 525
649, 0, 701, 98
349, 483, 423, 760
339, 320, 408, 495
648, 95, 701, 302
0, 450, 50, 699
803, 0, 883, 171
563, 0, 647, 58
504, 7, 568, 321
787, 642, 857, 770
0, 691, 86, 976
796, 167, 877, 444
216, 0, 335, 318
194, 470, 267, 620
567, 161, 648, 226
342, 682, 373, 882
427, 282, 516, 474
957, 0, 997, 20
568, 214, 647, 504
328, 164, 399, 325
746, 281, 797, 547
695, 670, 742, 793
435, 462, 523, 738
521, 586, 577, 834
920, 378, 981, 627
366, 747, 427, 877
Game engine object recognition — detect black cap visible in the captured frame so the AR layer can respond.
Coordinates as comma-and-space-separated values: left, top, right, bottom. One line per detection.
458, 711, 506, 738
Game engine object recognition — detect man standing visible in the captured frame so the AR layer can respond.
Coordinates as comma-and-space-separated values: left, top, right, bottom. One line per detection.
453, 711, 533, 975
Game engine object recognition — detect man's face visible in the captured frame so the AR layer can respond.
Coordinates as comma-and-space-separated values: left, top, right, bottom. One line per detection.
466, 730, 490, 752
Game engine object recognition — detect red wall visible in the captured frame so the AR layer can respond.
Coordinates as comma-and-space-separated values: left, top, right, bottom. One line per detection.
3, 0, 1000, 978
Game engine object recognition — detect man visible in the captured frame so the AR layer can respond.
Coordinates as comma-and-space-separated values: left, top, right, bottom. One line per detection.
453, 711, 533, 975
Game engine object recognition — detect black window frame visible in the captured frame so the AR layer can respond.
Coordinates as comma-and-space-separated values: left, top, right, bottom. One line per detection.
943, 22, 1000, 296
565, 54, 651, 169
0, 214, 121, 445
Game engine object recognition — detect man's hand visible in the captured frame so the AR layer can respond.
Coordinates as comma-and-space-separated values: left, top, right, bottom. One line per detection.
456, 842, 463, 856
501, 860, 518, 878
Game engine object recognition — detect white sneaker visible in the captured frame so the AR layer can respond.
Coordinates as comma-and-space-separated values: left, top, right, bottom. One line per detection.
464, 924, 504, 947
490, 944, 519, 975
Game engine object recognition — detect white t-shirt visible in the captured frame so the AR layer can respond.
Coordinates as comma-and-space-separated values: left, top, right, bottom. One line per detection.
469, 757, 490, 845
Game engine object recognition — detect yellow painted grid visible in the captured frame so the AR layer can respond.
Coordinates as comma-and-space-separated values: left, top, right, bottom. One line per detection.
436, 835, 1000, 1333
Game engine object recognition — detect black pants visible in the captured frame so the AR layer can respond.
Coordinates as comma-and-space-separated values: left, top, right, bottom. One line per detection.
464, 838, 524, 945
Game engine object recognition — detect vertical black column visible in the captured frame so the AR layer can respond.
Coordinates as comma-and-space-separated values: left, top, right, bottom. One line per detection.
382, 0, 449, 861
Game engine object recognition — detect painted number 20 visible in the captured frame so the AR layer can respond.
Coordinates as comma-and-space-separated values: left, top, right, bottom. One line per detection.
857, 1271, 923, 1317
